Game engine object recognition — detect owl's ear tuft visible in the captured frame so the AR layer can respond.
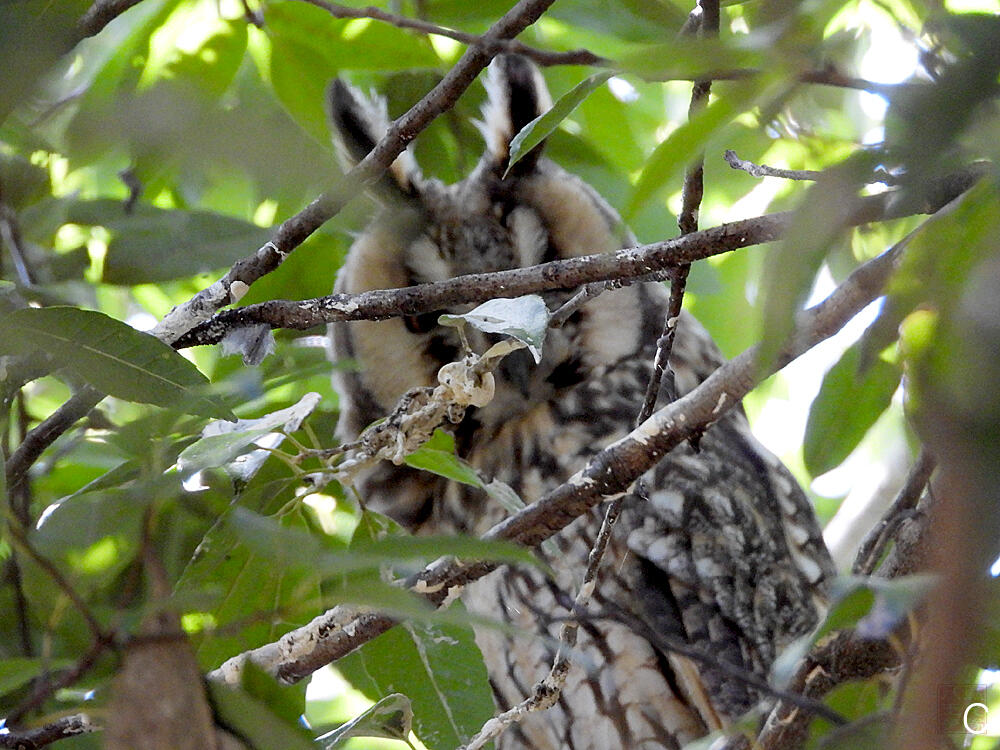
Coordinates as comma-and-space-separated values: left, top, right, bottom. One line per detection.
480, 55, 552, 176
327, 79, 421, 199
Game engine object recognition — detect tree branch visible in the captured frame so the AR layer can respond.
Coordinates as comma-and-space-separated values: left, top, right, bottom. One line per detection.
853, 449, 935, 575
0, 714, 98, 749
4, 388, 104, 502
172, 169, 982, 349
211, 231, 906, 686
78, 0, 144, 37
298, 0, 605, 67
725, 149, 824, 181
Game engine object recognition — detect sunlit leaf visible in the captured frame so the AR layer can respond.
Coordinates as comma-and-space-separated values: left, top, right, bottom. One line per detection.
317, 693, 413, 748
405, 429, 483, 488
624, 80, 767, 220
264, 1, 439, 142
803, 342, 902, 477
0, 307, 234, 420
337, 619, 493, 749
507, 71, 613, 176
177, 392, 321, 477
616, 38, 766, 81
440, 295, 549, 363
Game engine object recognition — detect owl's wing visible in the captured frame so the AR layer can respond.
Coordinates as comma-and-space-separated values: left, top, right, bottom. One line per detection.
575, 324, 835, 724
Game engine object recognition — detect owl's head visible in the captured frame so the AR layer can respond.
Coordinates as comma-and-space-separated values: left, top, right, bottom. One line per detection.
329, 56, 652, 443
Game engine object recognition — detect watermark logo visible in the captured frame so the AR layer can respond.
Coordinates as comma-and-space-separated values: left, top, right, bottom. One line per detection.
941, 684, 1000, 737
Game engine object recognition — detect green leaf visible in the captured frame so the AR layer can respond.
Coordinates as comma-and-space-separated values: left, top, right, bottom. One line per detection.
179, 498, 326, 668
624, 80, 766, 220
756, 153, 878, 371
616, 38, 766, 81
803, 342, 902, 476
239, 660, 309, 727
182, 504, 538, 666
440, 295, 549, 363
506, 71, 613, 176
405, 429, 484, 488
0, 658, 73, 698
350, 533, 540, 573
0, 151, 49, 209
264, 1, 439, 142
880, 181, 1000, 416
216, 506, 538, 578
0, 307, 234, 420
58, 200, 274, 285
208, 675, 314, 750
337, 618, 494, 750
0, 0, 90, 122
177, 392, 321, 477
317, 693, 414, 748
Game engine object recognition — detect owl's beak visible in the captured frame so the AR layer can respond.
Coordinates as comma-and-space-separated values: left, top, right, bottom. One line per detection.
497, 347, 537, 400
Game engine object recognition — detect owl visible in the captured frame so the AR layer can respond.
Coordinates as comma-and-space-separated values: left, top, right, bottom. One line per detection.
328, 56, 834, 749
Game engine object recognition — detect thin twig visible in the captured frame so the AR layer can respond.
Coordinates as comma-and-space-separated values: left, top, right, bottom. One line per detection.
0, 201, 35, 286
853, 449, 936, 575
547, 282, 607, 328
0, 713, 99, 749
298, 0, 605, 67
4, 519, 108, 644
797, 67, 905, 98
725, 149, 824, 181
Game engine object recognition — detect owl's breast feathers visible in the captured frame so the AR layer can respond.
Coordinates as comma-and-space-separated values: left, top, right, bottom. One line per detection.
328, 54, 834, 748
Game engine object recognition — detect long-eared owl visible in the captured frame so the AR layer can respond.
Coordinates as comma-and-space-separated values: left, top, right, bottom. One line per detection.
328, 55, 834, 749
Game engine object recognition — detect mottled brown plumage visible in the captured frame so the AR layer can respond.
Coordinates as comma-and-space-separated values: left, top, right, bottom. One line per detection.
328, 55, 834, 749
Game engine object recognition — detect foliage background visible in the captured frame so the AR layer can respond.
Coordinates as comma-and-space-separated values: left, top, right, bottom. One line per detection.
2, 0, 999, 747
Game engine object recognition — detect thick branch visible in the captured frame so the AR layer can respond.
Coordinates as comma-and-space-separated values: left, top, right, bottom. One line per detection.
212, 234, 904, 685
173, 172, 982, 349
